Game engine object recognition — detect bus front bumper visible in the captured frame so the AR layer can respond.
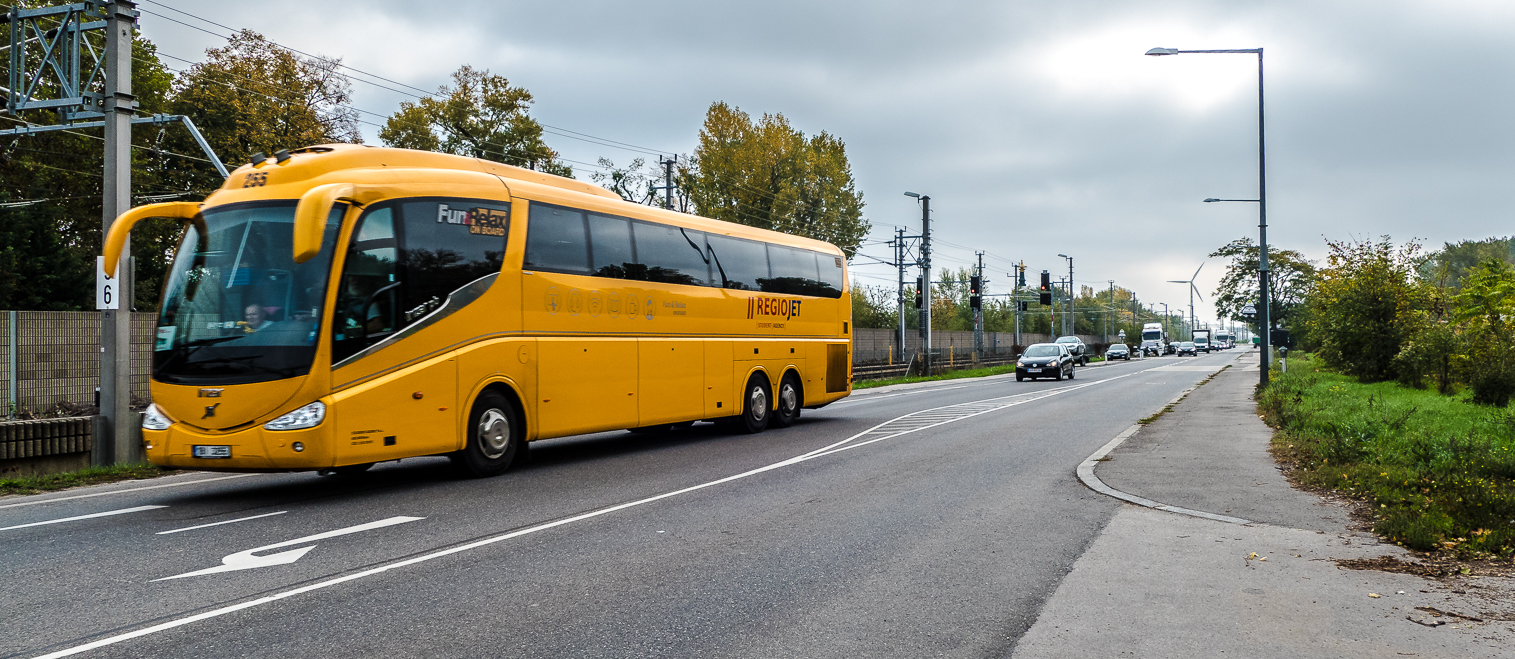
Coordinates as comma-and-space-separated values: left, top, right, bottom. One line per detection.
143, 421, 334, 472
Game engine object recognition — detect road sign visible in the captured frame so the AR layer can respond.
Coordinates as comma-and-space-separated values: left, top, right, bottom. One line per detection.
1118, 330, 1126, 339
1241, 303, 1257, 316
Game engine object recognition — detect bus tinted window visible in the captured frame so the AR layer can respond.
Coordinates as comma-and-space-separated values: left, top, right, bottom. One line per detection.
588, 213, 636, 279
816, 252, 844, 297
706, 234, 769, 290
400, 199, 509, 322
633, 222, 710, 286
333, 207, 401, 363
524, 204, 590, 274
761, 245, 825, 296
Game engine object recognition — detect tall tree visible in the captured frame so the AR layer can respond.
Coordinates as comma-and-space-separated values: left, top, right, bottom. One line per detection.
0, 18, 180, 310
1209, 238, 1316, 333
682, 102, 868, 256
1419, 236, 1515, 290
1307, 237, 1424, 382
379, 65, 570, 176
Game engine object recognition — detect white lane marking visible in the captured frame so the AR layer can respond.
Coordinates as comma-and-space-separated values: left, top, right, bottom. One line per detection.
156, 511, 288, 535
0, 474, 262, 511
154, 516, 424, 581
33, 369, 1160, 658
0, 505, 167, 532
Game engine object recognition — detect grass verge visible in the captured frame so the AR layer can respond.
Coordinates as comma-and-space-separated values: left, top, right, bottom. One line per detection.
0, 464, 179, 497
853, 364, 1019, 390
1258, 354, 1515, 559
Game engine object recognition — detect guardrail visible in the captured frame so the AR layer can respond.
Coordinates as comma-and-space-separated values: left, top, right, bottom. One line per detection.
853, 353, 1021, 382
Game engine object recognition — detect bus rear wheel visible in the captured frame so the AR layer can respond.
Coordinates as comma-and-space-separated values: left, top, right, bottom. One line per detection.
453, 390, 522, 478
772, 372, 802, 428
738, 374, 772, 434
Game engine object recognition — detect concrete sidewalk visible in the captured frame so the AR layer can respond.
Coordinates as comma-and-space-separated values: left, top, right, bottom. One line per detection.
1013, 350, 1515, 658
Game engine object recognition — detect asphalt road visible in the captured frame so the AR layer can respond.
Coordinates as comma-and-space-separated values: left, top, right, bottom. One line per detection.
2, 350, 1241, 659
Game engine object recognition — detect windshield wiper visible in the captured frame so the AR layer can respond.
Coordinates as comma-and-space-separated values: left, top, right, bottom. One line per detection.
187, 354, 300, 378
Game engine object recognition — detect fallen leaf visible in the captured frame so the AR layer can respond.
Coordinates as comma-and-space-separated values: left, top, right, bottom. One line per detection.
1368, 593, 1381, 598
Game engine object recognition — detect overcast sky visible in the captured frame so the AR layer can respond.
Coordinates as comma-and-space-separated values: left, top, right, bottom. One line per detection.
145, 0, 1515, 328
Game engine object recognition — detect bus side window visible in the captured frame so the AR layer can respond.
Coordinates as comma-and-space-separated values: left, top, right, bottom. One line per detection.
524, 204, 590, 275
760, 245, 823, 297
333, 206, 400, 363
587, 213, 636, 279
705, 234, 769, 291
400, 198, 510, 321
633, 221, 709, 286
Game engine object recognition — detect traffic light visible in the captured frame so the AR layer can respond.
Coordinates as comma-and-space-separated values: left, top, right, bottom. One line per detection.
914, 276, 923, 308
969, 275, 982, 310
1039, 270, 1052, 305
1017, 301, 1028, 312
1017, 263, 1026, 288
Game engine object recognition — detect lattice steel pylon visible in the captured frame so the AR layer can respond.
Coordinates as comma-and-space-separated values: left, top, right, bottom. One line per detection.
1, 1, 225, 465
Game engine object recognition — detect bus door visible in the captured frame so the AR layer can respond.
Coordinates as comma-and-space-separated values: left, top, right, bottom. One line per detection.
329, 198, 509, 463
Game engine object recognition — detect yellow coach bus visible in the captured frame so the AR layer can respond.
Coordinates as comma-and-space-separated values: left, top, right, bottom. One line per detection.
103, 145, 853, 477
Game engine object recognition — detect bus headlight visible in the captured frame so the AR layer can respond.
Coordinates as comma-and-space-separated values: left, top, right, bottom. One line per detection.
142, 404, 173, 431
264, 401, 326, 431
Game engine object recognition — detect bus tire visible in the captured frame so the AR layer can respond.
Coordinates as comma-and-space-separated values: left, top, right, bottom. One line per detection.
772, 372, 802, 428
739, 373, 772, 434
453, 390, 522, 478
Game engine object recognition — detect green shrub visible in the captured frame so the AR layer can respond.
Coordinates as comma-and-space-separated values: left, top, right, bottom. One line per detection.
1262, 355, 1515, 557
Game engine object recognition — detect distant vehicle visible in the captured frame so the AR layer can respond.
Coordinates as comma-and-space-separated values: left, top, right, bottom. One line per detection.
1216, 332, 1233, 349
1105, 344, 1132, 361
1177, 341, 1197, 356
1055, 335, 1088, 366
1192, 329, 1212, 353
1017, 343, 1075, 381
1139, 322, 1167, 357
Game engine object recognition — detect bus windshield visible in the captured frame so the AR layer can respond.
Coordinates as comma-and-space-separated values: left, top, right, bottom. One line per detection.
152, 201, 344, 385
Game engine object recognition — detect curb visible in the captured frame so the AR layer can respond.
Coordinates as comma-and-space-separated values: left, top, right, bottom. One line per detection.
1075, 354, 1254, 526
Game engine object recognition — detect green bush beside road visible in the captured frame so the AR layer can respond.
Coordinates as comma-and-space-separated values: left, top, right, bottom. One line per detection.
1259, 354, 1515, 558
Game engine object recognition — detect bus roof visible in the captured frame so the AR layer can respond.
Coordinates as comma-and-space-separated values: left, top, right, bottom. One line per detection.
201, 144, 845, 257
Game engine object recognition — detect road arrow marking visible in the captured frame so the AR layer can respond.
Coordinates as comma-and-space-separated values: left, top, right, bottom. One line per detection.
153, 515, 424, 581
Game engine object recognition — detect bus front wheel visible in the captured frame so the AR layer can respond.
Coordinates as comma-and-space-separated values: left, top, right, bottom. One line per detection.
772, 372, 802, 428
739, 374, 772, 434
454, 390, 523, 478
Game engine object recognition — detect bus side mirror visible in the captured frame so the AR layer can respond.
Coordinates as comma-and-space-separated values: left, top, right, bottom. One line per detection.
102, 202, 201, 277
293, 183, 355, 264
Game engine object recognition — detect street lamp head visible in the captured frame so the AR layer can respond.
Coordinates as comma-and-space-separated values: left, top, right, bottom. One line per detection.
1057, 253, 1068, 259
1203, 198, 1221, 203
1146, 47, 1179, 56
903, 191, 920, 199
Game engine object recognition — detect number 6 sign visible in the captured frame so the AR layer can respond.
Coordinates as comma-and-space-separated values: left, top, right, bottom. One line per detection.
96, 256, 120, 310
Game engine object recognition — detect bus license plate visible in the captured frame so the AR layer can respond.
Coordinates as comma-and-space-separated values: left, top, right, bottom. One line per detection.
193, 445, 231, 459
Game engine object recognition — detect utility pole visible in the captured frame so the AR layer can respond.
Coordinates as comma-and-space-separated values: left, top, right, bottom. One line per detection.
659, 156, 676, 210
972, 252, 984, 359
1107, 280, 1115, 344
904, 192, 931, 373
100, 1, 137, 465
894, 227, 907, 359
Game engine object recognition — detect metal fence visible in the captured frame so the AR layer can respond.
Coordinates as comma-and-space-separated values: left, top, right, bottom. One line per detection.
1, 311, 154, 416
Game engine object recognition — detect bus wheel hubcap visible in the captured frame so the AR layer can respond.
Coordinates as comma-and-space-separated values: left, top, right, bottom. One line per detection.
478, 409, 510, 459
780, 383, 797, 414
750, 386, 767, 422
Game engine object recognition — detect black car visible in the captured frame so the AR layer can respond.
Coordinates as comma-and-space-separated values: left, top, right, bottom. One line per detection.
1016, 343, 1076, 381
1176, 341, 1197, 356
1054, 336, 1088, 366
1105, 344, 1132, 361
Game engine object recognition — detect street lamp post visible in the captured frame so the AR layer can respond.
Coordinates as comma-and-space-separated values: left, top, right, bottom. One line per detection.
1148, 46, 1271, 386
